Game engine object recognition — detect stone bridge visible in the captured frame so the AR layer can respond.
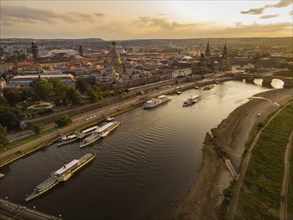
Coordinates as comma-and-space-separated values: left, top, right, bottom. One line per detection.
231, 73, 293, 88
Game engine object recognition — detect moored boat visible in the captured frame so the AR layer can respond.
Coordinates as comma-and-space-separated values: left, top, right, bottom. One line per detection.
0, 173, 5, 179
183, 95, 201, 107
57, 132, 86, 146
80, 125, 99, 137
203, 85, 214, 90
80, 129, 101, 148
103, 113, 114, 122
80, 121, 121, 148
25, 153, 96, 201
99, 120, 121, 138
143, 95, 171, 109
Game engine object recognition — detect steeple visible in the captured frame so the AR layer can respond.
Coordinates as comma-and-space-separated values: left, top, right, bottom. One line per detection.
78, 45, 83, 57
205, 39, 210, 57
31, 40, 39, 61
110, 40, 121, 65
109, 40, 123, 74
222, 42, 227, 59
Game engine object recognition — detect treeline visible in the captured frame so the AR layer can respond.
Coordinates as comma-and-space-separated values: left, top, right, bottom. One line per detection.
0, 77, 122, 133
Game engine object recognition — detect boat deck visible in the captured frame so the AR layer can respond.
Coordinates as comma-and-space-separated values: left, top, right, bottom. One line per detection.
36, 176, 58, 191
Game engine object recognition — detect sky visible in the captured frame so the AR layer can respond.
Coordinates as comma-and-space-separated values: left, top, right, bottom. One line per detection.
1, 0, 292, 39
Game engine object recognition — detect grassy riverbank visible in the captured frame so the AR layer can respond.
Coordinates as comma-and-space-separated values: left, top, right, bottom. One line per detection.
236, 102, 293, 219
1, 128, 55, 153
289, 137, 293, 214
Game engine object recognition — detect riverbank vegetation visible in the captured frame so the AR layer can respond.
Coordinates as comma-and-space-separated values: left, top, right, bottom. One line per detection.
236, 102, 293, 219
0, 78, 123, 133
288, 139, 293, 214
55, 114, 72, 128
0, 125, 9, 149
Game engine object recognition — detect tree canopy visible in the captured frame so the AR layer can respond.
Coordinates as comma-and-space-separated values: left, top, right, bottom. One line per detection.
31, 78, 54, 100
0, 124, 9, 149
55, 114, 72, 128
0, 106, 24, 131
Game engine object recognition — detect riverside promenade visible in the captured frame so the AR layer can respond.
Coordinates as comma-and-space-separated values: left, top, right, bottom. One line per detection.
0, 198, 62, 220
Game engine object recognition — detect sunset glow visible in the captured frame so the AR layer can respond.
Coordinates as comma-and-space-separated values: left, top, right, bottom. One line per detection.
1, 0, 292, 39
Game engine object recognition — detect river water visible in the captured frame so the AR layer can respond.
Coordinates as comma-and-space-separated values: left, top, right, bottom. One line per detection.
0, 81, 271, 219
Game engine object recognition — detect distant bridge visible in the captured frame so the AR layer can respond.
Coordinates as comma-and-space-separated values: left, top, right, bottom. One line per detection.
231, 73, 293, 88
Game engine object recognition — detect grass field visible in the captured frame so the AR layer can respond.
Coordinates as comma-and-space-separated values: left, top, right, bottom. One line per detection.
236, 102, 293, 219
288, 134, 293, 214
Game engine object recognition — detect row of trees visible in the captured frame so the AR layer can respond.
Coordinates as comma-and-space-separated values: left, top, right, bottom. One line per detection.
0, 76, 122, 134
1, 78, 83, 108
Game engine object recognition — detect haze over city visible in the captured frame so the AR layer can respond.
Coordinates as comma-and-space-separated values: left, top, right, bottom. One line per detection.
1, 0, 293, 39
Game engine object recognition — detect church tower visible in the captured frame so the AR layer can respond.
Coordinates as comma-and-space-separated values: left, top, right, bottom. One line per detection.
31, 40, 39, 61
78, 45, 83, 57
109, 41, 122, 73
205, 39, 211, 57
222, 42, 227, 59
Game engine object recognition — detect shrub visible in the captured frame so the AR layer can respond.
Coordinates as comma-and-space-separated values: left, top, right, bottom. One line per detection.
55, 114, 72, 128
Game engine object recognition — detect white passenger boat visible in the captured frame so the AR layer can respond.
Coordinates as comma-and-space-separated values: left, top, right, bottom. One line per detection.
80, 129, 101, 148
80, 121, 121, 148
57, 134, 77, 146
25, 153, 96, 201
183, 95, 201, 107
143, 95, 171, 109
81, 125, 99, 136
98, 121, 121, 138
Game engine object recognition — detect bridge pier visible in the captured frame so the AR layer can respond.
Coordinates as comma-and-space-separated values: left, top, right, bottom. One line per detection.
262, 78, 273, 88
283, 79, 293, 88
244, 77, 255, 84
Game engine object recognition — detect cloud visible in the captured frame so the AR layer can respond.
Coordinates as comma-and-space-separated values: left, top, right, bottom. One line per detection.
260, 14, 280, 19
241, 0, 292, 15
221, 22, 292, 37
1, 8, 291, 39
241, 6, 269, 15
274, 0, 292, 8
94, 13, 104, 17
1, 5, 105, 25
133, 17, 195, 30
129, 16, 292, 39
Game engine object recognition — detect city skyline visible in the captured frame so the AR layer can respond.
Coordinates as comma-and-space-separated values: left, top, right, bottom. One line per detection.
1, 0, 293, 39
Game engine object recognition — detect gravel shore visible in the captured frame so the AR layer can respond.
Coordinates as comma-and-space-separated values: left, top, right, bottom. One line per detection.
160, 88, 293, 220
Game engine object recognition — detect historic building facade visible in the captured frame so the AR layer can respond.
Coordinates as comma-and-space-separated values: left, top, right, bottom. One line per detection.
192, 41, 232, 74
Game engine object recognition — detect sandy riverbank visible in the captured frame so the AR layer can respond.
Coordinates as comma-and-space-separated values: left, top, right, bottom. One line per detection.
160, 88, 293, 220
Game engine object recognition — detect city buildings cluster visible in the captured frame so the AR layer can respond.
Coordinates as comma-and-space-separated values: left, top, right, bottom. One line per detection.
0, 38, 292, 94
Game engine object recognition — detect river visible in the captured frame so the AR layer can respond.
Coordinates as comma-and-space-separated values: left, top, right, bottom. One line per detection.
0, 81, 271, 219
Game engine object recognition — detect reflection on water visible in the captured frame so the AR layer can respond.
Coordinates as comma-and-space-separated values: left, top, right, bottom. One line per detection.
0, 81, 270, 220
271, 78, 284, 89
253, 78, 284, 89
253, 78, 263, 86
